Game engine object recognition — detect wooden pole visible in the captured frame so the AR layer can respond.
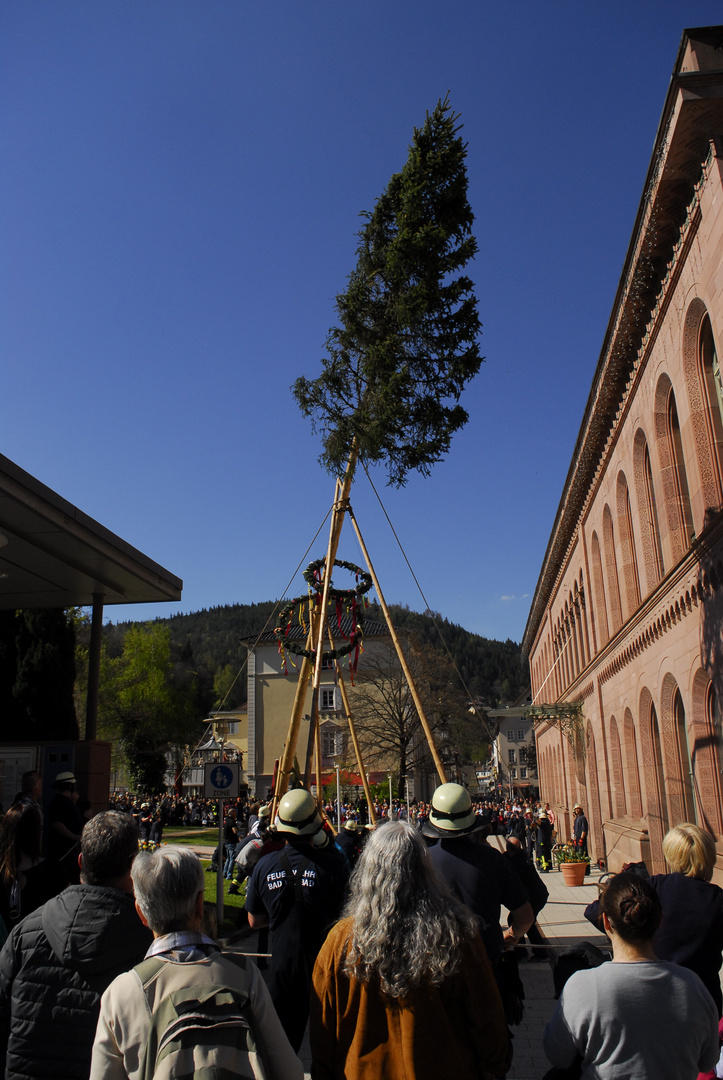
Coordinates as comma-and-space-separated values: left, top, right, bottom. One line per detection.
314, 709, 324, 805
303, 444, 359, 793
269, 614, 316, 818
347, 504, 448, 785
331, 628, 377, 826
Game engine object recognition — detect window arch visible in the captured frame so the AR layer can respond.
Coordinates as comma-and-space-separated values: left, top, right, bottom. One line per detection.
602, 505, 623, 633
668, 391, 695, 546
701, 315, 723, 461
683, 299, 723, 510
609, 715, 626, 817
633, 428, 665, 594
654, 374, 693, 564
616, 471, 641, 618
674, 689, 696, 824
691, 670, 723, 836
659, 674, 696, 826
639, 687, 666, 872
623, 708, 643, 818
590, 531, 608, 650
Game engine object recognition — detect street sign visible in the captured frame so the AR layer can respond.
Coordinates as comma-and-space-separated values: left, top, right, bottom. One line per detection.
204, 762, 240, 799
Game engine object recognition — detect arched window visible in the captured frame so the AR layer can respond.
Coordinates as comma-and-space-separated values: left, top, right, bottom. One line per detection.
633, 429, 665, 592
590, 531, 608, 649
668, 390, 695, 546
623, 708, 643, 818
651, 703, 670, 837
609, 716, 626, 817
602, 505, 623, 633
616, 471, 641, 618
700, 314, 723, 495
683, 302, 723, 514
674, 689, 697, 824
644, 440, 665, 583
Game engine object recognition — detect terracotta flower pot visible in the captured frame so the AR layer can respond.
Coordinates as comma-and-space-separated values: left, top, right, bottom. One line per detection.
560, 861, 587, 886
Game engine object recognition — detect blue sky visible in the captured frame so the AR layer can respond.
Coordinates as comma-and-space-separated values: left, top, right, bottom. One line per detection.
3, 2, 722, 644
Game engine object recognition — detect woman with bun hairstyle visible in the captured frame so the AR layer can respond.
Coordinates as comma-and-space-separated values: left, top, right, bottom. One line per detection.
544, 872, 719, 1079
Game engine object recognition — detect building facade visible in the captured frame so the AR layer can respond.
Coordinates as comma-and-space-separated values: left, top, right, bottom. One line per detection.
487, 705, 538, 801
523, 27, 723, 877
244, 616, 390, 799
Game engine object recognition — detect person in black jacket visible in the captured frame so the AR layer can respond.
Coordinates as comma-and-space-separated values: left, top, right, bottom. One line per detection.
505, 836, 550, 961
0, 810, 152, 1080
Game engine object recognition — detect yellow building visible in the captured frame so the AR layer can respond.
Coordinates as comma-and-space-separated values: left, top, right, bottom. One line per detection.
244, 615, 389, 799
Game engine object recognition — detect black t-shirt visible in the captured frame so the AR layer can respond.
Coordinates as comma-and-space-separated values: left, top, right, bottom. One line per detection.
245, 839, 348, 937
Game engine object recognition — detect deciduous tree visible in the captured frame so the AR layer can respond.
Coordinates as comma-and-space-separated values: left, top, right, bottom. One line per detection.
347, 637, 484, 792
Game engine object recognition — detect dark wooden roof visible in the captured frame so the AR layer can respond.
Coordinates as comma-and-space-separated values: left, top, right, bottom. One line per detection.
0, 453, 182, 609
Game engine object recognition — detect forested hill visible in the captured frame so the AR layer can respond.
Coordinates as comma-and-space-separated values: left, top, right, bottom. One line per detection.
106, 600, 526, 709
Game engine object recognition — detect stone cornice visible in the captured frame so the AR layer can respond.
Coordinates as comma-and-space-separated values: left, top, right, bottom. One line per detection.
523, 72, 722, 658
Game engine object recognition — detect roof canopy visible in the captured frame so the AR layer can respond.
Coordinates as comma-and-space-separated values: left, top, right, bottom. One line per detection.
0, 453, 182, 609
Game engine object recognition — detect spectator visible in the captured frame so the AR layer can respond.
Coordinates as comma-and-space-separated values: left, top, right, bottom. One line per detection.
47, 771, 85, 883
424, 783, 532, 965
544, 871, 718, 1079
310, 820, 510, 1079
245, 789, 348, 1051
0, 811, 152, 1080
0, 802, 67, 929
505, 835, 550, 961
585, 823, 723, 1016
91, 846, 302, 1080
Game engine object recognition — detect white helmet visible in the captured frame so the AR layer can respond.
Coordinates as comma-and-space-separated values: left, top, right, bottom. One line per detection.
275, 789, 322, 836
422, 782, 479, 838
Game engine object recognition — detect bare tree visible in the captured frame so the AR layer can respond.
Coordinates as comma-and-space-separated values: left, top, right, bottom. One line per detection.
348, 637, 482, 792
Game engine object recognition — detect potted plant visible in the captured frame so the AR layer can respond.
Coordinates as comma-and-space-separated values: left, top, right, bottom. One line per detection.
554, 843, 591, 886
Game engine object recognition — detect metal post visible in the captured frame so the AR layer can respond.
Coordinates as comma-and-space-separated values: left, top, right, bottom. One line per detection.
388, 772, 393, 819
216, 798, 224, 930
335, 761, 341, 834
85, 593, 104, 741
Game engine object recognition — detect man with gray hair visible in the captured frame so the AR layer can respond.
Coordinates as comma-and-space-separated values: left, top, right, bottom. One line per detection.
91, 846, 303, 1080
0, 810, 152, 1080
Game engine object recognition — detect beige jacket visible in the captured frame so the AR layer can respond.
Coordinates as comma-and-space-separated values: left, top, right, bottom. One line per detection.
90, 951, 303, 1080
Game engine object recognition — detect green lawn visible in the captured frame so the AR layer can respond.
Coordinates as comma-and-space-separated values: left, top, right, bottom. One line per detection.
201, 859, 249, 937
160, 826, 218, 847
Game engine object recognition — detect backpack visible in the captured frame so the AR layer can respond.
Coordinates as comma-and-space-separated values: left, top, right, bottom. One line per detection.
135, 953, 268, 1080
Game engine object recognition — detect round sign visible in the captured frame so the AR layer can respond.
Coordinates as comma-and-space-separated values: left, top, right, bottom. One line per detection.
210, 765, 233, 790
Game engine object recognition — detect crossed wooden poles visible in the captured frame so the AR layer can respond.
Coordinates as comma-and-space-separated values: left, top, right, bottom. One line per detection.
269, 444, 448, 825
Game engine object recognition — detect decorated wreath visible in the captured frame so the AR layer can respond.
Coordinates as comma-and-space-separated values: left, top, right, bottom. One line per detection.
274, 558, 372, 668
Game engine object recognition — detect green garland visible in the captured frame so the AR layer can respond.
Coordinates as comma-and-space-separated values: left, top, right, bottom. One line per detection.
274, 558, 371, 662
303, 557, 373, 599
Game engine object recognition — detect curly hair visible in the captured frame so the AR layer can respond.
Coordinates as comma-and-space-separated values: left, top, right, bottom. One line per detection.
342, 820, 478, 999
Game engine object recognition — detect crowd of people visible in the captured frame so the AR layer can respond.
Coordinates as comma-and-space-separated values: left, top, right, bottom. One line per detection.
0, 771, 719, 1079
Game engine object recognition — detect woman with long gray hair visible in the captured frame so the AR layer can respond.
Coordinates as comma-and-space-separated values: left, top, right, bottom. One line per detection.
309, 820, 510, 1080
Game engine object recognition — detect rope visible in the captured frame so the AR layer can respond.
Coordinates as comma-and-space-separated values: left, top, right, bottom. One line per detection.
360, 462, 497, 745
174, 504, 334, 784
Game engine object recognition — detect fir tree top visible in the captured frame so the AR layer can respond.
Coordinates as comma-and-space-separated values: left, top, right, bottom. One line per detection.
293, 96, 483, 487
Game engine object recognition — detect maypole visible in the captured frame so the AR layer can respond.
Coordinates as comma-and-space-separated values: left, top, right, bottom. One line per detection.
269, 97, 482, 818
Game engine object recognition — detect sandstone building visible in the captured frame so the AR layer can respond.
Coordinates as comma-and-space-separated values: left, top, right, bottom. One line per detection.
523, 26, 723, 877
